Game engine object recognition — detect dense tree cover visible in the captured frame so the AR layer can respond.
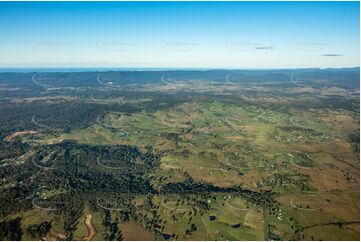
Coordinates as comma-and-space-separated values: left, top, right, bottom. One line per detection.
28, 141, 161, 193
26, 221, 51, 239
0, 101, 125, 138
0, 217, 23, 241
349, 129, 360, 154
103, 210, 123, 241
160, 178, 276, 207
0, 183, 33, 217
0, 140, 161, 218
0, 141, 29, 160
0, 160, 35, 217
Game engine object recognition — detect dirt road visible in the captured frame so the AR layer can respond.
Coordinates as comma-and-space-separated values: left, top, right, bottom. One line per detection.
84, 214, 96, 241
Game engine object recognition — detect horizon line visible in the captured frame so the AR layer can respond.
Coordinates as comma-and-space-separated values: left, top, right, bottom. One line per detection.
0, 66, 359, 71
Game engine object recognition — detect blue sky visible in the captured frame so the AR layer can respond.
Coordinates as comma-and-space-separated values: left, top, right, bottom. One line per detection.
0, 1, 359, 68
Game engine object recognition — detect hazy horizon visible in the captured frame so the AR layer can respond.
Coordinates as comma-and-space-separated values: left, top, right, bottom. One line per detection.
0, 66, 359, 73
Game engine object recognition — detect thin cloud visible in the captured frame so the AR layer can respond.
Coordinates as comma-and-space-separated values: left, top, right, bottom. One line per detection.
322, 54, 344, 57
255, 46, 274, 50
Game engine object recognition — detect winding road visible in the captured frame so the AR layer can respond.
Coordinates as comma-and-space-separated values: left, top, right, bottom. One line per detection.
96, 74, 123, 88
96, 115, 123, 130
224, 117, 244, 130
225, 74, 235, 85
31, 158, 56, 170
96, 198, 128, 211
32, 198, 70, 211
31, 151, 57, 170
97, 157, 126, 170
288, 154, 312, 170
31, 115, 51, 129
290, 74, 307, 87
161, 74, 168, 85
289, 198, 320, 211
32, 73, 51, 87
225, 199, 251, 211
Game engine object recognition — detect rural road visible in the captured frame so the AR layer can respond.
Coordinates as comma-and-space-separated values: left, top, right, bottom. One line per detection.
31, 115, 51, 129
96, 74, 122, 88
161, 74, 168, 85
289, 154, 312, 170
201, 216, 215, 240
32, 73, 50, 87
225, 74, 235, 85
290, 74, 307, 87
289, 198, 320, 211
160, 200, 191, 212
96, 198, 127, 211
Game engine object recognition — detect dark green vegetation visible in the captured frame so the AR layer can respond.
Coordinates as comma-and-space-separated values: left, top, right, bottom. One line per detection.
0, 68, 359, 240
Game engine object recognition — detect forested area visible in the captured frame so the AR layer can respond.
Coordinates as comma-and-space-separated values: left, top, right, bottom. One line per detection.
349, 129, 360, 154
0, 141, 30, 160
0, 218, 23, 241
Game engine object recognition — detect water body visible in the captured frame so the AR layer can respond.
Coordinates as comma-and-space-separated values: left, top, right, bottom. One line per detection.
120, 131, 128, 139
209, 215, 216, 221
162, 233, 173, 240
232, 223, 241, 228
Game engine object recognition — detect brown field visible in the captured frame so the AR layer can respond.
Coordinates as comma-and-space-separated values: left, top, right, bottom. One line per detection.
119, 222, 155, 241
5, 130, 38, 141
